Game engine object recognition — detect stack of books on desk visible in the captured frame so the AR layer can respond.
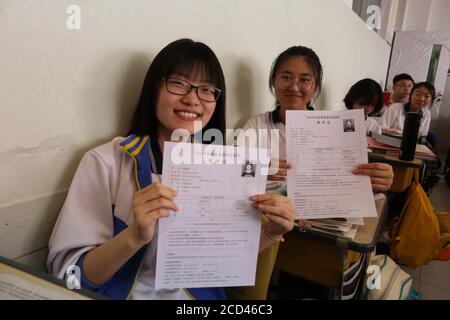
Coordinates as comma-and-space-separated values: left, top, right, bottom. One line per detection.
299, 193, 386, 240
305, 219, 359, 239
372, 133, 402, 147
299, 216, 365, 239
367, 134, 437, 161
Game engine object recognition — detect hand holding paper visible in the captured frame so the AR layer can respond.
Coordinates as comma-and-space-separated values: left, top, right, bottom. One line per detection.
155, 142, 269, 290
286, 110, 377, 220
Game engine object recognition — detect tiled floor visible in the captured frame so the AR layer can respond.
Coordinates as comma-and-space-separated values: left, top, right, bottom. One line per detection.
401, 260, 450, 300
400, 149, 450, 300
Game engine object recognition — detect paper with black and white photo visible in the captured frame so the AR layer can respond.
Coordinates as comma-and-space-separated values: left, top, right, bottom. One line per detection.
155, 142, 269, 290
286, 110, 377, 220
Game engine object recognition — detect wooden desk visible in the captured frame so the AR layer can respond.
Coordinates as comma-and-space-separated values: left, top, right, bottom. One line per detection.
274, 197, 387, 299
0, 256, 104, 300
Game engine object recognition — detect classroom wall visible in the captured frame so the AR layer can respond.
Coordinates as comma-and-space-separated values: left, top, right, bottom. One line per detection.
427, 0, 450, 31
436, 76, 450, 149
401, 0, 433, 31
343, 0, 353, 9
0, 0, 390, 269
400, 0, 450, 32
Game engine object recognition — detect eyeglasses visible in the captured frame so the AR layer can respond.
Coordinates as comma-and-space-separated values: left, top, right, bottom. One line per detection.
394, 84, 414, 90
276, 74, 315, 90
162, 77, 222, 102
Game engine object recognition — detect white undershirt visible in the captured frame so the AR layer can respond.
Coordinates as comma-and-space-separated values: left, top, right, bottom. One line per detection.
130, 174, 191, 300
130, 224, 191, 300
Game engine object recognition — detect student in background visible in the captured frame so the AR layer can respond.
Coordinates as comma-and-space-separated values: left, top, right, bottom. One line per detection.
343, 78, 383, 136
47, 39, 295, 300
241, 46, 393, 191
390, 73, 415, 105
375, 73, 415, 118
380, 82, 435, 139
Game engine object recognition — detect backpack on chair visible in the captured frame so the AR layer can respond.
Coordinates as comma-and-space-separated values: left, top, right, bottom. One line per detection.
390, 168, 441, 267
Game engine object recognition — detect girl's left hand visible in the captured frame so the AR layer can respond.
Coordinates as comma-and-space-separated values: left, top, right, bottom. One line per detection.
250, 193, 295, 238
353, 162, 394, 192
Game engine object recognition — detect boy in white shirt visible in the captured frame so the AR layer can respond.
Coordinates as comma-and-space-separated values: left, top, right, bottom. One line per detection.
376, 73, 414, 118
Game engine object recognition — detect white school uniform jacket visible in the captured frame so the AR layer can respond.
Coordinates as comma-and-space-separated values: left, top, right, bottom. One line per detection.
242, 110, 286, 160
365, 117, 382, 136
380, 103, 431, 137
47, 135, 226, 300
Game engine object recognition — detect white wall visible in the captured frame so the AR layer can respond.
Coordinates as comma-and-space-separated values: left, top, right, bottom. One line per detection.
401, 0, 433, 31
436, 75, 450, 149
343, 0, 353, 9
400, 0, 450, 32
428, 0, 450, 148
427, 0, 450, 31
0, 0, 390, 267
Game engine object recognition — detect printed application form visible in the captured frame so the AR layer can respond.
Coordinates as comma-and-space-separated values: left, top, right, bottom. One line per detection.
286, 110, 376, 220
155, 142, 269, 290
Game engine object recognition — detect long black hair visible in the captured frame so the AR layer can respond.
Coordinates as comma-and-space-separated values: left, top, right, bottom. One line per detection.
128, 39, 226, 139
410, 82, 436, 101
405, 82, 436, 112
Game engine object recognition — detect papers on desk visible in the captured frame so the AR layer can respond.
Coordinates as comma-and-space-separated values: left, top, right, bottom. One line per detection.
0, 273, 72, 300
372, 133, 401, 148
298, 217, 363, 239
368, 134, 401, 150
0, 259, 92, 300
306, 219, 359, 239
368, 134, 437, 161
155, 142, 269, 290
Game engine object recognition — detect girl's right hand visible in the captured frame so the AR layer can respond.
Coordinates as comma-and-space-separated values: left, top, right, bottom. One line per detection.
130, 183, 178, 247
268, 159, 291, 181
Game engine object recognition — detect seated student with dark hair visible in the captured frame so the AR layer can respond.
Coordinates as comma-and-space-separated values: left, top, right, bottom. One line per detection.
391, 73, 415, 105
375, 73, 414, 117
343, 78, 383, 136
380, 82, 435, 140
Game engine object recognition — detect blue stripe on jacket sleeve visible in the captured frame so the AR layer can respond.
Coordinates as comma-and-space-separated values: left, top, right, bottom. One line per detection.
76, 252, 113, 292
